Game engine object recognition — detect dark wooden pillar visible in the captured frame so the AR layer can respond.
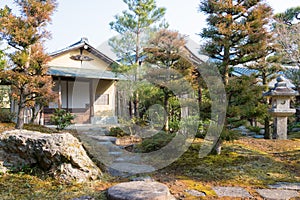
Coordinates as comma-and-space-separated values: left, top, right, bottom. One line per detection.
66, 80, 69, 112
58, 77, 62, 109
89, 79, 94, 123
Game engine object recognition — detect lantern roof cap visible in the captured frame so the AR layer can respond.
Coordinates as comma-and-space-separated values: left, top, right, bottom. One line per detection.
264, 76, 299, 97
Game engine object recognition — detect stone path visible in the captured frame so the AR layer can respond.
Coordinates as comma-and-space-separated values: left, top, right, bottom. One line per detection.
256, 189, 299, 200
210, 185, 300, 199
213, 186, 252, 198
76, 128, 155, 177
75, 126, 300, 199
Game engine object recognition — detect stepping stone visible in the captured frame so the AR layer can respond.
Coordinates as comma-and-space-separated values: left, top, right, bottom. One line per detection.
114, 155, 141, 163
97, 141, 112, 145
107, 181, 175, 200
213, 186, 252, 198
256, 189, 299, 200
90, 135, 116, 142
108, 151, 123, 156
108, 162, 155, 176
268, 182, 300, 190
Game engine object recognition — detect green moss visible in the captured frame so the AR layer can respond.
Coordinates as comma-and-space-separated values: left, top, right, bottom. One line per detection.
181, 179, 216, 198
288, 132, 300, 139
161, 141, 299, 187
0, 173, 108, 200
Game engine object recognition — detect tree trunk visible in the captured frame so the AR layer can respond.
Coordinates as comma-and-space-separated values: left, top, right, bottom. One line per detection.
16, 103, 25, 129
213, 139, 223, 155
30, 103, 42, 124
223, 45, 230, 86
133, 91, 139, 118
133, 28, 140, 118
197, 77, 202, 119
264, 117, 271, 139
296, 91, 300, 122
129, 99, 133, 119
164, 90, 169, 132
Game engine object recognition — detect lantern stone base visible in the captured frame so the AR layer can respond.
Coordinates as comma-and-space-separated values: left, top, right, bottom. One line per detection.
273, 117, 288, 139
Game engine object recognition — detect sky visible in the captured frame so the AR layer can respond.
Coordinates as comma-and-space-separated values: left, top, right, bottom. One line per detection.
0, 0, 299, 53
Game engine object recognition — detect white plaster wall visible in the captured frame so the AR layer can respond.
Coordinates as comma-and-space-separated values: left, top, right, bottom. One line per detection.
94, 80, 116, 116
48, 49, 110, 71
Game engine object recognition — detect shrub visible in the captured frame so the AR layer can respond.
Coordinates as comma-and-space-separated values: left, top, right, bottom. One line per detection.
134, 131, 175, 153
50, 108, 75, 130
107, 127, 130, 137
0, 109, 15, 123
247, 125, 261, 134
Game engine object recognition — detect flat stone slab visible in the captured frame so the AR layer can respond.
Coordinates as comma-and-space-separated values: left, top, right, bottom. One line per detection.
268, 182, 300, 190
107, 181, 175, 200
89, 135, 116, 142
213, 186, 252, 198
256, 189, 299, 200
108, 162, 155, 176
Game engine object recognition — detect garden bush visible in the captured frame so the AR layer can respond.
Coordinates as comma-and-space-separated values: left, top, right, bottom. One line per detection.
0, 109, 15, 123
50, 108, 75, 130
134, 131, 175, 153
107, 127, 130, 137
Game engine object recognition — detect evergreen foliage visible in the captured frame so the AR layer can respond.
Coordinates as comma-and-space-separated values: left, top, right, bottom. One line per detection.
199, 0, 273, 85
109, 0, 167, 118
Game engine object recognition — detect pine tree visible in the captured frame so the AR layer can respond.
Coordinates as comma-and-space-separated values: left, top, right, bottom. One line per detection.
0, 0, 57, 129
200, 0, 273, 85
144, 29, 192, 132
199, 0, 273, 153
109, 0, 167, 117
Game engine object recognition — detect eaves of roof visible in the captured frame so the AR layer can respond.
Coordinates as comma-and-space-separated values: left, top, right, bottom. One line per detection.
49, 38, 117, 66
48, 66, 125, 80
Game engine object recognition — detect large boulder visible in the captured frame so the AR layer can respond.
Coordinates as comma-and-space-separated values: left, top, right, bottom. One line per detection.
0, 130, 101, 183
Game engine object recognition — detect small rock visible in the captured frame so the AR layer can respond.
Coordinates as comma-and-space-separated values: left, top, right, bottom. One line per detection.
185, 189, 206, 197
253, 135, 264, 139
71, 196, 95, 200
130, 175, 153, 182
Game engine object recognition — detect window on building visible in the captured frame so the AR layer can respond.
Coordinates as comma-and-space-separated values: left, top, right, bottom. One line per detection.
95, 94, 109, 105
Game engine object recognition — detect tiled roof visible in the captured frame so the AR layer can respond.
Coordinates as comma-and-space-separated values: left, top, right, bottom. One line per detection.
231, 66, 258, 77
231, 66, 297, 88
48, 66, 123, 80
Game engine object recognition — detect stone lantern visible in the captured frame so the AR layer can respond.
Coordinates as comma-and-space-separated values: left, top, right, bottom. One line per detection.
264, 76, 298, 139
